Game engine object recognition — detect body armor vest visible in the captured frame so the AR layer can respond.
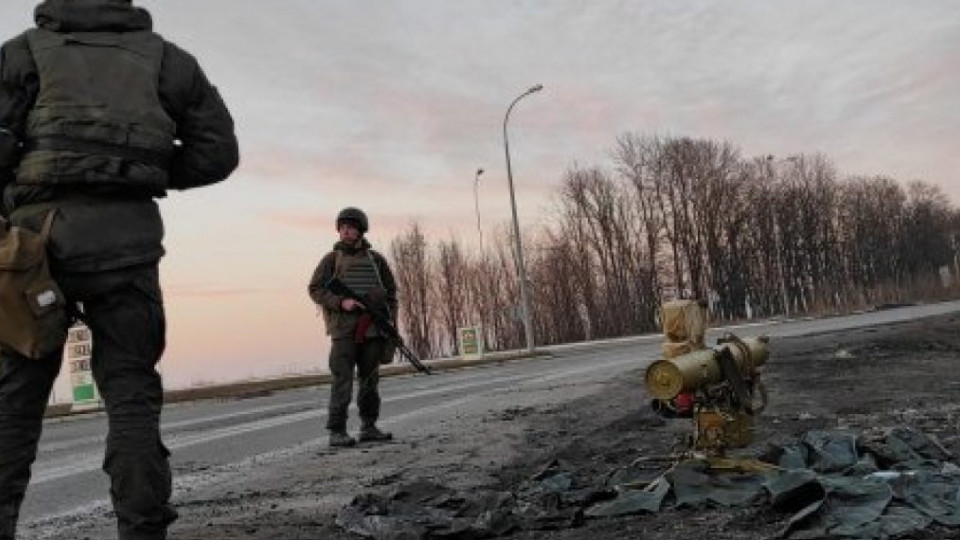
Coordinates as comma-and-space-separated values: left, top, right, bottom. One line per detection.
337, 251, 384, 296
16, 28, 176, 190
329, 250, 386, 338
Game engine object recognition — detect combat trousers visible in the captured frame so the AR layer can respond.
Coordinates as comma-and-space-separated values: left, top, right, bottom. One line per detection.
0, 265, 175, 540
326, 337, 385, 432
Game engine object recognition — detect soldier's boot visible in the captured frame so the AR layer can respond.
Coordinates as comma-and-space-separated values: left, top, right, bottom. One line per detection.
0, 522, 14, 540
0, 504, 17, 540
359, 423, 393, 443
328, 430, 357, 448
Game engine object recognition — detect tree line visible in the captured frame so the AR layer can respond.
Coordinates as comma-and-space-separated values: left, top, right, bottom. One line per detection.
389, 134, 960, 359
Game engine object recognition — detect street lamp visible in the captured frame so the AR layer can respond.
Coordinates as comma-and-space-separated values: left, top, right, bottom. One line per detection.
474, 168, 484, 253
503, 83, 542, 353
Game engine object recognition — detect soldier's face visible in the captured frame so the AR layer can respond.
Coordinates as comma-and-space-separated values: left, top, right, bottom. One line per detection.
338, 223, 360, 243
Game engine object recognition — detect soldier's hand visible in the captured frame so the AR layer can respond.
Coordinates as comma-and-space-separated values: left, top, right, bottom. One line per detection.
341, 298, 365, 311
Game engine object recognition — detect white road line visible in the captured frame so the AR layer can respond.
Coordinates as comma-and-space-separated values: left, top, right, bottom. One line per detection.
24, 303, 960, 537
24, 352, 649, 536
30, 353, 642, 485
38, 399, 320, 454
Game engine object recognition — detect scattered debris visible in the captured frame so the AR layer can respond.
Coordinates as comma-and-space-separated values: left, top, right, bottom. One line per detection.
337, 427, 960, 539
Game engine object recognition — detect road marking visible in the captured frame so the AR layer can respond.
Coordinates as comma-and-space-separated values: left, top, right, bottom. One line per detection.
30, 351, 645, 486
24, 351, 651, 535
24, 301, 960, 532
38, 399, 320, 454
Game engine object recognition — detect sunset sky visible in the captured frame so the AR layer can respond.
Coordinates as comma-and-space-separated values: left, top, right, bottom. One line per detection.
1, 1, 956, 395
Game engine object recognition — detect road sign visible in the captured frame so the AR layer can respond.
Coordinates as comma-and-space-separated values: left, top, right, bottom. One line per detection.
458, 325, 484, 360
65, 324, 99, 409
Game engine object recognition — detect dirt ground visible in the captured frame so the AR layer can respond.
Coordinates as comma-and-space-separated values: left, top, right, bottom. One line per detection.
170, 312, 960, 540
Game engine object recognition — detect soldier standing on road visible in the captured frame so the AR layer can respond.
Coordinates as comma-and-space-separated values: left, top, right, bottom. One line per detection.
0, 1, 239, 539
308, 207, 398, 448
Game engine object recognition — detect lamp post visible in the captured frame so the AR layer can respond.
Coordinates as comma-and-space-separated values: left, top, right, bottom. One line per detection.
474, 168, 484, 253
503, 84, 542, 353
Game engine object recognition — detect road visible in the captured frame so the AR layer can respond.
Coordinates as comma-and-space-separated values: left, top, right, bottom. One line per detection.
19, 300, 960, 537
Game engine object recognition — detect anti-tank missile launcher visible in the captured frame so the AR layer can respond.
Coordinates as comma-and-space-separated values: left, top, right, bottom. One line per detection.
646, 300, 770, 456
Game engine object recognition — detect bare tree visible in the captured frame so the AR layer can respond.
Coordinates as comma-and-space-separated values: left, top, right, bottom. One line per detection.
384, 135, 958, 358
435, 239, 469, 355
390, 223, 433, 358
900, 181, 954, 287
612, 133, 664, 329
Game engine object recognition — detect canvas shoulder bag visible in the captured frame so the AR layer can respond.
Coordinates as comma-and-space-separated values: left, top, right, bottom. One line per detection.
0, 210, 69, 358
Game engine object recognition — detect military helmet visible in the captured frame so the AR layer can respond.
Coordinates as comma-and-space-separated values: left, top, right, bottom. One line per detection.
336, 207, 368, 234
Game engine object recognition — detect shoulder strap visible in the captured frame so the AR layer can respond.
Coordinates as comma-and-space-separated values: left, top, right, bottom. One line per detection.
40, 209, 57, 242
367, 250, 385, 288
333, 249, 343, 278
366, 250, 392, 319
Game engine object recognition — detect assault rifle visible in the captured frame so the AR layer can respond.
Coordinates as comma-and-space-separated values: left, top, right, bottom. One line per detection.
323, 277, 432, 375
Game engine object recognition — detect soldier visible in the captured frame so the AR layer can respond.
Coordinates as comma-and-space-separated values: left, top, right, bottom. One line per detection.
0, 1, 238, 539
308, 207, 398, 448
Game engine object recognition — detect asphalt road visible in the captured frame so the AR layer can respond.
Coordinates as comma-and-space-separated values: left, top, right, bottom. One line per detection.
19, 300, 960, 536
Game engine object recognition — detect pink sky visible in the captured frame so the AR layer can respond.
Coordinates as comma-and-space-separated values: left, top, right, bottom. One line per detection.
1, 1, 956, 394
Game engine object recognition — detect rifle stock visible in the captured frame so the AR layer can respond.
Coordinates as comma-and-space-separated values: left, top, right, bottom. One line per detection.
323, 277, 432, 374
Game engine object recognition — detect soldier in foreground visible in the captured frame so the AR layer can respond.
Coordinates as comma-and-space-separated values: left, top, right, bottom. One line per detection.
308, 207, 398, 448
0, 1, 239, 538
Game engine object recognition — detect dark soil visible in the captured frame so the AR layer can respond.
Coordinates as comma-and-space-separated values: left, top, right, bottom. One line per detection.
499, 313, 960, 540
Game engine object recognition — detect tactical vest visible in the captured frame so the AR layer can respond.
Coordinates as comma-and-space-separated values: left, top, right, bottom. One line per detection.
16, 28, 176, 190
323, 249, 386, 338
337, 250, 384, 297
